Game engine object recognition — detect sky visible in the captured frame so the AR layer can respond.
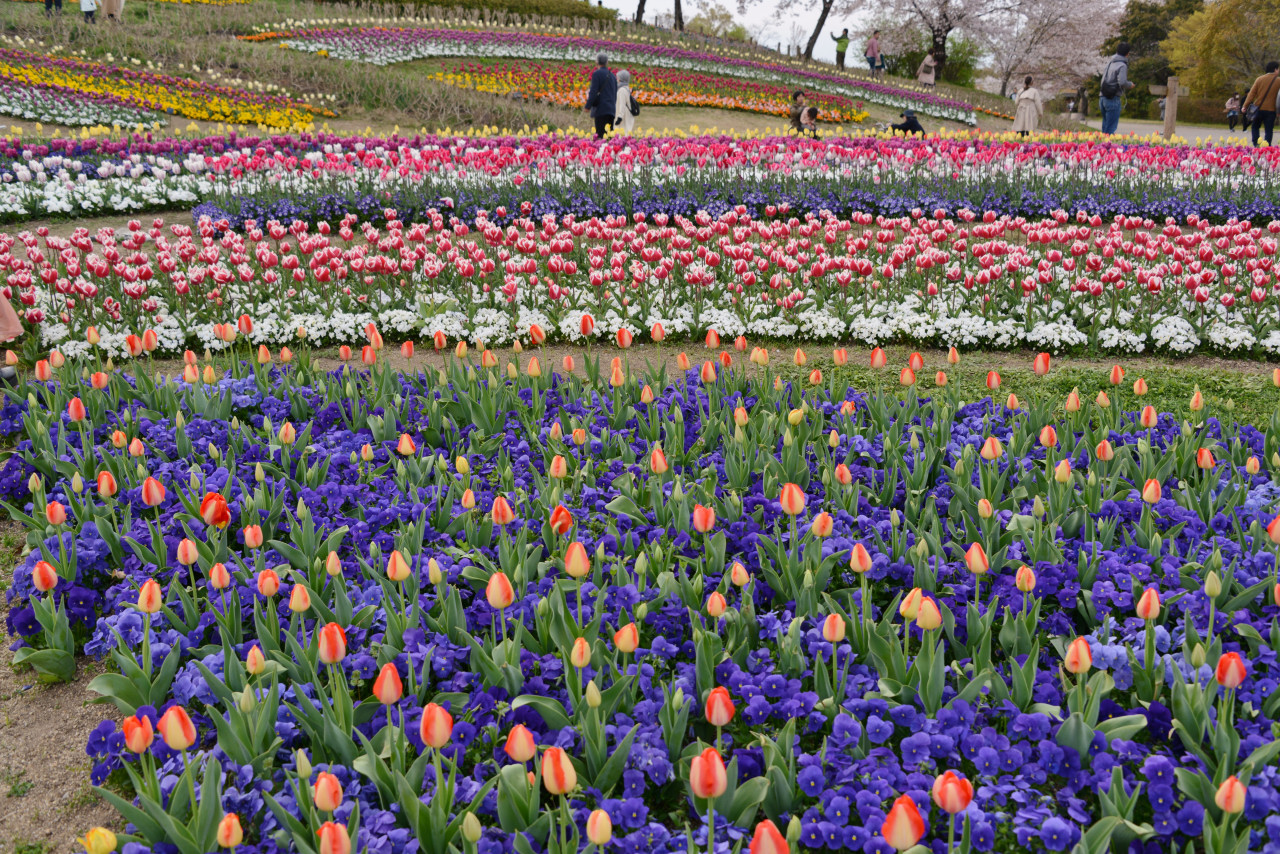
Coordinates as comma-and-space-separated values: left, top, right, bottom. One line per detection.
593, 0, 871, 65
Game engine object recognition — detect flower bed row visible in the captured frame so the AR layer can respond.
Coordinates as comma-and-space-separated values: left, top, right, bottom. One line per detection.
5, 342, 1280, 854
0, 48, 332, 132
2, 132, 1279, 225
429, 61, 870, 125
10, 208, 1280, 358
255, 28, 978, 124
0, 76, 161, 129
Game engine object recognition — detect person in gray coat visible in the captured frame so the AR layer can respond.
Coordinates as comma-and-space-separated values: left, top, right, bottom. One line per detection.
585, 54, 618, 139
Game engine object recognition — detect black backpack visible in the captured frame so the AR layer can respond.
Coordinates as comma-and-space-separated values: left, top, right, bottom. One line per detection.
1100, 59, 1121, 98
629, 93, 640, 116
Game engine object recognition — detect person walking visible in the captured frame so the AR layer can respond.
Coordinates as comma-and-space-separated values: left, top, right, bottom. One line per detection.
99, 0, 121, 20
788, 90, 806, 133
1098, 42, 1134, 135
865, 30, 881, 76
614, 69, 636, 134
1012, 76, 1042, 137
1243, 62, 1280, 147
584, 53, 618, 139
831, 28, 851, 70
43, 0, 62, 17
80, 0, 97, 22
916, 50, 937, 87
1226, 94, 1242, 131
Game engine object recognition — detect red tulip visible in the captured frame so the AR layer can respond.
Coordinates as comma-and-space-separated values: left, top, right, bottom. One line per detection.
31, 560, 58, 592
692, 503, 716, 533
613, 622, 639, 653
486, 571, 515, 610
216, 813, 243, 848
778, 482, 806, 516
1064, 637, 1092, 674
138, 578, 163, 613
491, 496, 515, 526
200, 492, 231, 529
705, 686, 735, 726
1135, 588, 1161, 621
1032, 352, 1051, 376
140, 476, 166, 507
316, 822, 351, 854
549, 504, 574, 535
1216, 652, 1247, 689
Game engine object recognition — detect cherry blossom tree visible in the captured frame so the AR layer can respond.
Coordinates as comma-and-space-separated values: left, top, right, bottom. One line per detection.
979, 0, 1121, 96
758, 0, 866, 61
871, 0, 1024, 77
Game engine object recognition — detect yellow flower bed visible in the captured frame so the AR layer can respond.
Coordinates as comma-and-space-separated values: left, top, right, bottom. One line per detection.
0, 48, 331, 129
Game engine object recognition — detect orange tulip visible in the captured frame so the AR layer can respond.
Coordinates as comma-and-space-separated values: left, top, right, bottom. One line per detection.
899, 367, 916, 386
881, 794, 925, 851
216, 813, 243, 849
31, 560, 58, 592
313, 771, 343, 812
689, 747, 728, 799
1015, 564, 1037, 593
491, 496, 515, 526
140, 476, 166, 507
1109, 364, 1125, 385
915, 598, 942, 631
256, 568, 279, 597
1215, 652, 1248, 689
45, 501, 67, 526
1141, 479, 1162, 504
705, 329, 720, 348
549, 455, 568, 479
316, 822, 351, 854
821, 614, 846, 643
486, 572, 515, 610
649, 446, 669, 475
200, 492, 231, 529
157, 705, 197, 751
420, 702, 454, 749
1064, 637, 1092, 674
749, 819, 788, 854
317, 623, 347, 665
613, 622, 639, 653
931, 770, 974, 814
1196, 448, 1215, 469
1139, 405, 1157, 429
122, 714, 154, 753
778, 483, 806, 516
979, 436, 1003, 460
542, 746, 577, 794
1215, 776, 1246, 814
504, 724, 537, 763
705, 591, 727, 617
700, 360, 717, 383
810, 511, 834, 537
549, 504, 574, 535
386, 549, 411, 582
564, 541, 590, 579
870, 347, 887, 369
705, 686, 735, 726
208, 563, 231, 591
1133, 377, 1148, 396
97, 471, 118, 497
985, 370, 1001, 390
580, 314, 596, 338
243, 525, 264, 550
176, 538, 199, 567
570, 637, 592, 668
372, 663, 403, 705
138, 578, 163, 613
67, 397, 87, 423
692, 504, 716, 533
586, 809, 612, 846
1032, 353, 1051, 376
1135, 588, 1161, 621
964, 542, 989, 575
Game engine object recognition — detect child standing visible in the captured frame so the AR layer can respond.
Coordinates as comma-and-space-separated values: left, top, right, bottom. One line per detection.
80, 0, 97, 23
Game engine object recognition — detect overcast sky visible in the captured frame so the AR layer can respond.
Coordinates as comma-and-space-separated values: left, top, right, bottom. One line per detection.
594, 0, 871, 65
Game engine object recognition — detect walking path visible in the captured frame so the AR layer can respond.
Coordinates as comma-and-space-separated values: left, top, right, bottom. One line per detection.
1083, 117, 1255, 145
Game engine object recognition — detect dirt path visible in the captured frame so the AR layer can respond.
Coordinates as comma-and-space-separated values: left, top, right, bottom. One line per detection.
0, 519, 120, 854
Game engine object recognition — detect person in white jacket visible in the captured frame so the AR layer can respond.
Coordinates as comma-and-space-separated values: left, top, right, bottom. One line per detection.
1012, 76, 1043, 137
614, 69, 636, 134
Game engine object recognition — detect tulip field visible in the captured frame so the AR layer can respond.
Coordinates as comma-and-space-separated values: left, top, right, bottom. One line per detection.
6, 332, 1280, 854
8, 4, 1280, 853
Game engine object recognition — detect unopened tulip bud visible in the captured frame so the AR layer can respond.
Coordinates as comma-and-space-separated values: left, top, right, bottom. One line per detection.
1015, 564, 1036, 592
585, 680, 602, 708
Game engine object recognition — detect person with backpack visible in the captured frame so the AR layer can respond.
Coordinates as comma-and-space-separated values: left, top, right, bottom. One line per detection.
831, 29, 851, 70
1098, 42, 1134, 135
1243, 61, 1280, 147
585, 54, 619, 139
614, 69, 639, 134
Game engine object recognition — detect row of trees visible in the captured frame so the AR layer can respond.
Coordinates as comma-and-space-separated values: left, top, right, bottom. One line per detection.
633, 0, 1120, 97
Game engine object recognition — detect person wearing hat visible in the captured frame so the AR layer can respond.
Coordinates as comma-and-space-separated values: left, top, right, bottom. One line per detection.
585, 53, 618, 139
891, 109, 925, 136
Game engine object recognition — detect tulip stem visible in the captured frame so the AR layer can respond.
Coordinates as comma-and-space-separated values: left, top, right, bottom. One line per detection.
181, 749, 198, 820
706, 803, 715, 854
141, 612, 152, 679
948, 813, 955, 854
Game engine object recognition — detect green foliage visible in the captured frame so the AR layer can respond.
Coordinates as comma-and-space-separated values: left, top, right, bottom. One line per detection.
684, 1, 749, 41
1098, 0, 1203, 117
1161, 0, 1280, 100
883, 32, 982, 88
312, 0, 618, 20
